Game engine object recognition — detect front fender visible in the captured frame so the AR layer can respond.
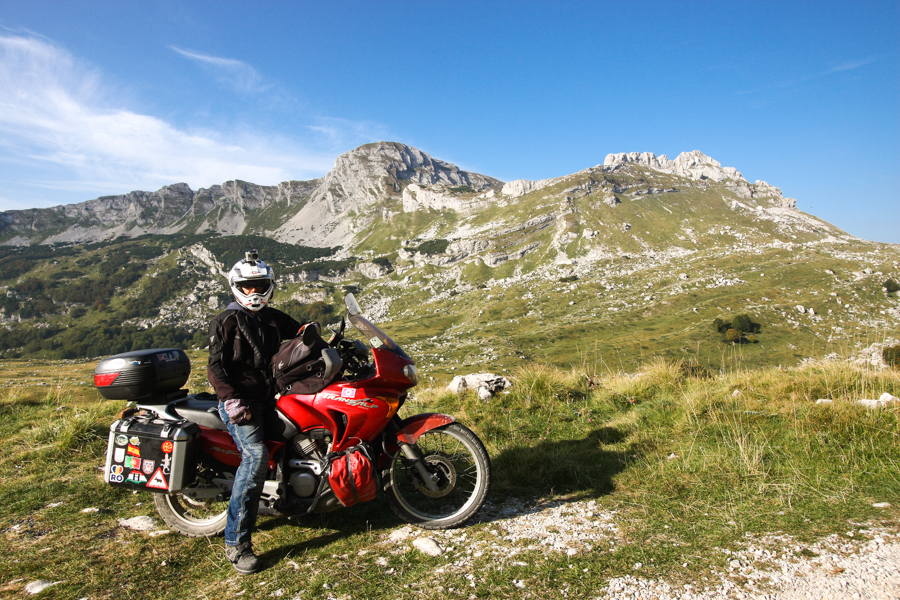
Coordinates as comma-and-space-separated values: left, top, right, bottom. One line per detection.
395, 413, 456, 445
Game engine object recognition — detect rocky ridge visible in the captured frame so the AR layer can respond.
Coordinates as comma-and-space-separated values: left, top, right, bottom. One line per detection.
1, 143, 803, 250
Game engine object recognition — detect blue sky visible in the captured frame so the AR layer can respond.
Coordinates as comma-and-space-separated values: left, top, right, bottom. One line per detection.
1, 1, 897, 243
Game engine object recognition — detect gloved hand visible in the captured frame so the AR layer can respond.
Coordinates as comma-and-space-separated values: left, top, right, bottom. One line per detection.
224, 398, 252, 424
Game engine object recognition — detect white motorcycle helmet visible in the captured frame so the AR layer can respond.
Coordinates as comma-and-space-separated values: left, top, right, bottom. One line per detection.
228, 249, 275, 312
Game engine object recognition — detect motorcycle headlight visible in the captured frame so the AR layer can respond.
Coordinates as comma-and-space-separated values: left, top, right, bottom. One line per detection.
402, 364, 419, 386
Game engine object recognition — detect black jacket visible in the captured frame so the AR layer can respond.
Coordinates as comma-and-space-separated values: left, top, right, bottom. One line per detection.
207, 302, 302, 404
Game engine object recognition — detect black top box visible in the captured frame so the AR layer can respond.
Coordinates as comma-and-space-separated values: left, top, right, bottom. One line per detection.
94, 348, 191, 401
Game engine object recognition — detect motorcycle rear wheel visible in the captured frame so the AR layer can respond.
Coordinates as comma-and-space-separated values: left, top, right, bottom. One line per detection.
385, 422, 491, 529
153, 490, 228, 537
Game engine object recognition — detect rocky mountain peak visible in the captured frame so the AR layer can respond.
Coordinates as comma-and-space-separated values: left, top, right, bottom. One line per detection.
272, 142, 502, 246
318, 142, 500, 213
604, 150, 745, 182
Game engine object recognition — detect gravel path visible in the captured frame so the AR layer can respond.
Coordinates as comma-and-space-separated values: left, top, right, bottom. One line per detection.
386, 498, 900, 599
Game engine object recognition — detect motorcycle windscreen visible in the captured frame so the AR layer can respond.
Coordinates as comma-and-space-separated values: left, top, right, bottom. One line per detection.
348, 314, 410, 360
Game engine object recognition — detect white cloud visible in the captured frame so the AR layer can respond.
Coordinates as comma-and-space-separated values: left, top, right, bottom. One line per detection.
826, 57, 878, 73
170, 46, 267, 94
0, 34, 385, 209
736, 57, 880, 97
307, 117, 392, 153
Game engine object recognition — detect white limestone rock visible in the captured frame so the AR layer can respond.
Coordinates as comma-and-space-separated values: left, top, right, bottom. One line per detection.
449, 374, 512, 399
502, 177, 560, 198
118, 516, 157, 531
25, 580, 61, 595
604, 150, 743, 182
412, 537, 444, 557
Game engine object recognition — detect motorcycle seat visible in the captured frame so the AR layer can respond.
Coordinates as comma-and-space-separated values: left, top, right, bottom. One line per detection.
173, 398, 228, 431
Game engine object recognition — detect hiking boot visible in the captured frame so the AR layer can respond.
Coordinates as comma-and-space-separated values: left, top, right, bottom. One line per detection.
225, 542, 261, 574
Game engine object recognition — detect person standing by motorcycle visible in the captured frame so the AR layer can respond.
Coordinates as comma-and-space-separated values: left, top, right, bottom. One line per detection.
207, 250, 303, 574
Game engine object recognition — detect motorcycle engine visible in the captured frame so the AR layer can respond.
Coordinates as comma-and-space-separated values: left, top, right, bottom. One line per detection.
288, 431, 328, 498
289, 471, 318, 497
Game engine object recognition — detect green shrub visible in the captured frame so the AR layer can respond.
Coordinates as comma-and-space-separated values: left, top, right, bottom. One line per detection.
885, 345, 900, 368
415, 239, 450, 255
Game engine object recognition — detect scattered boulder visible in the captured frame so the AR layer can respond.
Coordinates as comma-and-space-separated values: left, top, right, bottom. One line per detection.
389, 526, 415, 542
25, 581, 61, 595
117, 516, 157, 531
857, 394, 900, 409
448, 374, 512, 400
412, 537, 444, 557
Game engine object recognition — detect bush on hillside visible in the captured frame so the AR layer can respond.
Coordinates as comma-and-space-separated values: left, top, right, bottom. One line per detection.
713, 313, 761, 344
884, 279, 900, 294
278, 300, 337, 326
414, 239, 450, 255
885, 345, 900, 368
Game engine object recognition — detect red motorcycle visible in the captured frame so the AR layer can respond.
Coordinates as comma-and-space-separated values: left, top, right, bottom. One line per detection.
97, 294, 491, 536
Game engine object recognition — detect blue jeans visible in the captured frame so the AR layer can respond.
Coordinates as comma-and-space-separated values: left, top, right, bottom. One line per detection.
218, 403, 269, 546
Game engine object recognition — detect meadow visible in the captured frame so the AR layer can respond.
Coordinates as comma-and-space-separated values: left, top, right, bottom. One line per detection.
0, 355, 898, 599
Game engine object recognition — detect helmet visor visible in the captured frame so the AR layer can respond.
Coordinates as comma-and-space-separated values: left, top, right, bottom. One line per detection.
238, 280, 271, 294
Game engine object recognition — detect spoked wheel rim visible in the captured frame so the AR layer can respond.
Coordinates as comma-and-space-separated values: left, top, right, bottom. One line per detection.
153, 480, 229, 537
387, 423, 490, 529
165, 493, 228, 525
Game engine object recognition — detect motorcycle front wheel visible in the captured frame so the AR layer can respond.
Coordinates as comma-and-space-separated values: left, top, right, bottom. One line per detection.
385, 422, 491, 529
153, 488, 228, 537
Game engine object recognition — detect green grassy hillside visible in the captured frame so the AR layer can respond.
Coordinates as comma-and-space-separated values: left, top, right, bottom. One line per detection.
0, 357, 897, 599
0, 161, 896, 380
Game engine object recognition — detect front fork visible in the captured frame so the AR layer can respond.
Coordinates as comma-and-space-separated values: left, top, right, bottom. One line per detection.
386, 418, 443, 494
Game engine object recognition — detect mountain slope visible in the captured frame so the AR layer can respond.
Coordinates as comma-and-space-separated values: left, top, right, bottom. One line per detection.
0, 143, 896, 377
